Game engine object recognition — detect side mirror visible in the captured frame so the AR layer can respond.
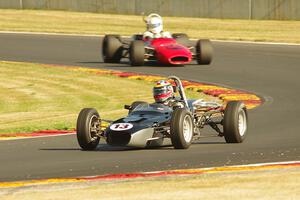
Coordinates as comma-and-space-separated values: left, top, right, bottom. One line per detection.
124, 105, 131, 110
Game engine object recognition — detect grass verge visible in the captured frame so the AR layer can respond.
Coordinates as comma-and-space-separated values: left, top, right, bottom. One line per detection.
1, 167, 299, 200
0, 61, 215, 134
0, 9, 300, 43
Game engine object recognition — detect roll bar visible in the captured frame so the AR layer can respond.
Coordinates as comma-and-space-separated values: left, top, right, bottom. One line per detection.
168, 76, 190, 111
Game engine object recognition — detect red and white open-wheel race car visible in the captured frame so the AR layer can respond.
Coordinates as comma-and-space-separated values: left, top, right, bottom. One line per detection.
101, 13, 213, 66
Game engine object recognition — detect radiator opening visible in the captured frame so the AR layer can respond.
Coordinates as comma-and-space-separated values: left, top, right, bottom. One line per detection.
171, 56, 189, 62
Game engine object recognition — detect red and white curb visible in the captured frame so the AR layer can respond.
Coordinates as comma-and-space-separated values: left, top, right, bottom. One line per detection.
0, 161, 299, 188
50, 64, 264, 109
0, 130, 75, 141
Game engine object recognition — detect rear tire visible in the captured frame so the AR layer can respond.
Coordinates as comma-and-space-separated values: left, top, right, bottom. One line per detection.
170, 108, 193, 149
223, 101, 248, 143
172, 33, 189, 40
129, 40, 145, 66
172, 33, 190, 46
132, 34, 143, 40
102, 35, 123, 63
76, 108, 101, 150
196, 39, 213, 65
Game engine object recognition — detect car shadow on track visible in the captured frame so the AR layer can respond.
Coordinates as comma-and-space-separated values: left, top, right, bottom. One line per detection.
39, 141, 225, 152
39, 145, 143, 152
192, 141, 226, 145
39, 145, 173, 152
39, 148, 80, 151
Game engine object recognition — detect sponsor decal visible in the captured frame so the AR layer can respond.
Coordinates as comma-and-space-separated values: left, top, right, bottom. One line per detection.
110, 123, 133, 131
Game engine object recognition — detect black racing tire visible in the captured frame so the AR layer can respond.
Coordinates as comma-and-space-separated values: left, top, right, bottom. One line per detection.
76, 108, 101, 150
129, 101, 148, 114
129, 40, 145, 66
102, 35, 123, 63
223, 101, 248, 143
132, 34, 144, 40
170, 108, 194, 149
196, 39, 213, 65
172, 33, 190, 47
172, 33, 189, 40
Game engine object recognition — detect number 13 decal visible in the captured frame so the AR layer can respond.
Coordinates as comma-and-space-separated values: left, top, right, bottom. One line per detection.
110, 123, 133, 131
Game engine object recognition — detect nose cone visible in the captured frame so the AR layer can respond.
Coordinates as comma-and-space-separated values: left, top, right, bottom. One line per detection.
156, 43, 192, 65
106, 127, 154, 147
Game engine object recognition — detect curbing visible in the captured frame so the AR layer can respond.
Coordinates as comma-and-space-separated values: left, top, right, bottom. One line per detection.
0, 61, 263, 140
0, 130, 75, 141
0, 161, 299, 188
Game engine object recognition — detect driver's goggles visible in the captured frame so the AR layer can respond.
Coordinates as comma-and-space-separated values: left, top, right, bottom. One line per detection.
149, 23, 161, 29
153, 87, 168, 95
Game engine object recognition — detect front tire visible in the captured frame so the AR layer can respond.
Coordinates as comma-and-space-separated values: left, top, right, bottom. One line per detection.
129, 40, 145, 66
223, 101, 248, 143
102, 35, 123, 63
76, 108, 101, 150
170, 108, 194, 149
196, 39, 213, 65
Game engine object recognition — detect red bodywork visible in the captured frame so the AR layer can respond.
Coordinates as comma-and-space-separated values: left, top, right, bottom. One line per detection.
148, 38, 192, 65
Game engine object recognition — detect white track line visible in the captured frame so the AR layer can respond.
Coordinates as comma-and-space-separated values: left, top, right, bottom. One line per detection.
201, 160, 300, 170
0, 31, 299, 46
142, 160, 300, 175
80, 160, 300, 180
0, 132, 75, 141
212, 39, 300, 46
0, 30, 100, 37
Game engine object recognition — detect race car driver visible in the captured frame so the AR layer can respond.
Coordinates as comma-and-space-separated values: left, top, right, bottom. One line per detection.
153, 80, 184, 109
143, 13, 172, 40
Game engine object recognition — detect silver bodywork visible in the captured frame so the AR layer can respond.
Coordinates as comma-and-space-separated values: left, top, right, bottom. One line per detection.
127, 127, 154, 147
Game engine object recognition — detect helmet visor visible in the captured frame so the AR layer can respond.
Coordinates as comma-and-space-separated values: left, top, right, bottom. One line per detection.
153, 87, 168, 96
149, 22, 161, 29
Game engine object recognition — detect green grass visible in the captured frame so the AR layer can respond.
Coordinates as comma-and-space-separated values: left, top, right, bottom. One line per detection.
0, 61, 215, 134
0, 9, 300, 43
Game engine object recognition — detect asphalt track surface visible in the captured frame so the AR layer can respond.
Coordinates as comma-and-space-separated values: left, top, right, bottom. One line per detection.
0, 33, 299, 182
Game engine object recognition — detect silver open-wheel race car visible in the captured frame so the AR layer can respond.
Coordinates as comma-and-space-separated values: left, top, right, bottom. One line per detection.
76, 76, 248, 150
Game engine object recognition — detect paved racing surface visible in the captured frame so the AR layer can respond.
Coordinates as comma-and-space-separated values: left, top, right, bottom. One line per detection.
0, 33, 299, 182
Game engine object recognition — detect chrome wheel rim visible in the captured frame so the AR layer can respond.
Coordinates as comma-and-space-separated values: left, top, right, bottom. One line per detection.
238, 109, 247, 137
89, 115, 100, 141
183, 115, 193, 142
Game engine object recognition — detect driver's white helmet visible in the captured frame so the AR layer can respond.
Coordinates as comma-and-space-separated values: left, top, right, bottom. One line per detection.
146, 13, 163, 34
